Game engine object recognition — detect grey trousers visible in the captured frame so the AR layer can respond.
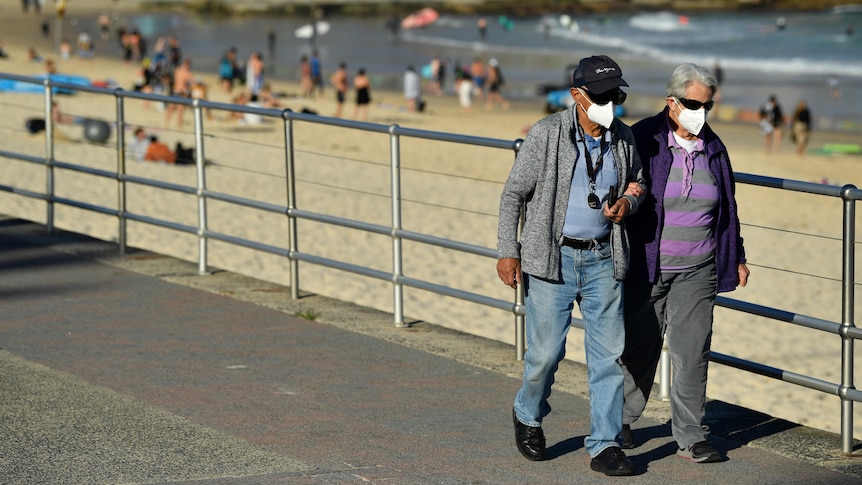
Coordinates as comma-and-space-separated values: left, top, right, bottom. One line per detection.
621, 261, 717, 449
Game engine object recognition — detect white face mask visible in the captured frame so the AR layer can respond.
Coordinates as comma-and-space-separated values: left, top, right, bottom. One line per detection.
675, 98, 706, 136
578, 89, 615, 129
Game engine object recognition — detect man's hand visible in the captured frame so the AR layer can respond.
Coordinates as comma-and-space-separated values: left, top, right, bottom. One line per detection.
603, 198, 630, 223
497, 258, 521, 289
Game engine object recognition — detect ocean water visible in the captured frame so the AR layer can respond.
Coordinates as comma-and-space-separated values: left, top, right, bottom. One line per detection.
74, 7, 862, 129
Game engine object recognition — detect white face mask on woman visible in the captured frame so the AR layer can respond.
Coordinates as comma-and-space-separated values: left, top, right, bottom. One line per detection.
674, 98, 707, 136
578, 88, 615, 129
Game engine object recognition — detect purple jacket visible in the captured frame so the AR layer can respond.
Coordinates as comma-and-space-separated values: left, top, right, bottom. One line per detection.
628, 108, 745, 293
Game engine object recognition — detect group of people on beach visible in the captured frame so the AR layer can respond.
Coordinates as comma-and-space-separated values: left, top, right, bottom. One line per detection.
419, 55, 510, 113
499, 55, 748, 476
759, 94, 812, 156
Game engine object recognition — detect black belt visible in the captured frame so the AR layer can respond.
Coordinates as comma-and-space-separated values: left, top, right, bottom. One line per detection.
561, 235, 609, 250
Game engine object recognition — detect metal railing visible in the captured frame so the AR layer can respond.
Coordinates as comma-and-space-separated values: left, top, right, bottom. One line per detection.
0, 72, 859, 452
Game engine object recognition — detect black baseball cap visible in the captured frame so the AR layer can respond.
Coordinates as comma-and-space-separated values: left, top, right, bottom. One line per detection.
572, 55, 629, 93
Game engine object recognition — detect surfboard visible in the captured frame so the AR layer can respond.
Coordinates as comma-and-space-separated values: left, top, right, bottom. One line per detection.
294, 21, 331, 39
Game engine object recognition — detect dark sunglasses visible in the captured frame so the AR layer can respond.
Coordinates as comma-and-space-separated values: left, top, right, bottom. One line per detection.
584, 88, 627, 106
676, 97, 714, 111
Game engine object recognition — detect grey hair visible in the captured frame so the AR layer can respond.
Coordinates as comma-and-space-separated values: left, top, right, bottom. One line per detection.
666, 63, 717, 98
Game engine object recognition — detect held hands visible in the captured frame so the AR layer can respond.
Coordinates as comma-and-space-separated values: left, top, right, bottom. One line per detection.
497, 257, 521, 289
603, 198, 630, 223
603, 181, 642, 223
624, 181, 644, 198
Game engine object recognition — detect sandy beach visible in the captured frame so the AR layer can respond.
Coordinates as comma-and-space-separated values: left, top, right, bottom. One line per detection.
3, 1, 862, 439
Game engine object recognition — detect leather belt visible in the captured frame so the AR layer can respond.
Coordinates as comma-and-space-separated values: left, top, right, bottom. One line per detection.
561, 235, 609, 250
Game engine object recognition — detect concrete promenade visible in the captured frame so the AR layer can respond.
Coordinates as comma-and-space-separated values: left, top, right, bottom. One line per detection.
1, 216, 861, 484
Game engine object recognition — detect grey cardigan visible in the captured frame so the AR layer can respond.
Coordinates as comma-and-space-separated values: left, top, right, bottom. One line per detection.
497, 106, 646, 281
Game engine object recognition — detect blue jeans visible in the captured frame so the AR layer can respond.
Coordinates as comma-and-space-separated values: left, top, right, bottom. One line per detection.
513, 243, 625, 457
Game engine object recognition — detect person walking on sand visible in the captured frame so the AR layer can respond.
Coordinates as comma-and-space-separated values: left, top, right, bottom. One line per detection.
791, 99, 811, 156
484, 58, 509, 110
455, 65, 473, 112
311, 49, 324, 97
470, 56, 486, 102
164, 58, 194, 129
246, 52, 264, 96
219, 47, 239, 93
759, 94, 783, 154
403, 65, 421, 112
618, 63, 749, 464
499, 55, 646, 477
299, 54, 313, 97
352, 67, 371, 121
330, 62, 348, 117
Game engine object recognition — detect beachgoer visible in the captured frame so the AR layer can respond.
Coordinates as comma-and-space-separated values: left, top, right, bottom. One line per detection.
242, 94, 264, 125
128, 127, 150, 161
298, 54, 313, 97
455, 65, 472, 112
145, 135, 176, 164
246, 52, 264, 96
386, 14, 400, 41
219, 47, 239, 92
190, 78, 212, 120
437, 58, 448, 95
164, 58, 194, 129
427, 57, 442, 95
257, 84, 281, 109
403, 65, 421, 112
51, 101, 75, 125
619, 63, 749, 464
167, 35, 182, 68
791, 99, 811, 156
499, 54, 645, 477
28, 47, 42, 62
267, 28, 276, 61
98, 13, 111, 41
759, 94, 783, 153
311, 50, 324, 97
76, 31, 94, 59
352, 67, 371, 121
484, 58, 509, 110
829, 74, 840, 98
144, 135, 195, 165
470, 56, 486, 102
712, 60, 724, 104
59, 39, 71, 60
477, 17, 487, 39
330, 62, 348, 117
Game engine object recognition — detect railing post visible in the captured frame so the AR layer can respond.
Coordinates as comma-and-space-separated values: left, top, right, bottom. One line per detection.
115, 90, 127, 254
512, 139, 526, 361
840, 184, 857, 454
283, 112, 299, 300
193, 99, 209, 275
389, 124, 406, 327
43, 80, 55, 232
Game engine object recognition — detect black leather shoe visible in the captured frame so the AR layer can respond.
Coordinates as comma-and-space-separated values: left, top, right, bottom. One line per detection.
512, 409, 545, 461
590, 446, 634, 476
618, 424, 635, 449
